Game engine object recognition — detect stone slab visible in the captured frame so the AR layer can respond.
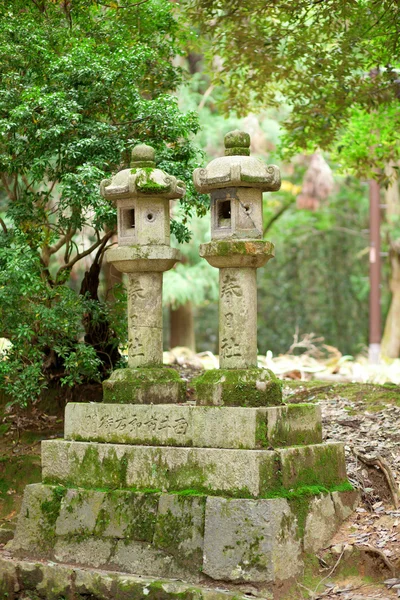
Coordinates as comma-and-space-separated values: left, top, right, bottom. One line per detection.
7, 483, 358, 586
193, 368, 282, 407
203, 496, 301, 582
0, 554, 249, 600
41, 440, 347, 497
64, 402, 322, 448
102, 366, 186, 404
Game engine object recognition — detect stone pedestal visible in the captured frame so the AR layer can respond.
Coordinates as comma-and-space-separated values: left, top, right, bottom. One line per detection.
4, 401, 358, 596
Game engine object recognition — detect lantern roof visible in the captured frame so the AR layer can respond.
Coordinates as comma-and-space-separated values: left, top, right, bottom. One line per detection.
100, 144, 186, 201
193, 130, 281, 193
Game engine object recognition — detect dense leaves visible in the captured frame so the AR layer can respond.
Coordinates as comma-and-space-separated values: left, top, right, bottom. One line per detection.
0, 0, 204, 404
187, 0, 400, 177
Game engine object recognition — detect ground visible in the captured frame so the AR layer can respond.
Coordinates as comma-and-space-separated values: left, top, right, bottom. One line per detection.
0, 378, 399, 599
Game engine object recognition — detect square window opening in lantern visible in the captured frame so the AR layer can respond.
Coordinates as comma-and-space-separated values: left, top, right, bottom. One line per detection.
217, 200, 231, 228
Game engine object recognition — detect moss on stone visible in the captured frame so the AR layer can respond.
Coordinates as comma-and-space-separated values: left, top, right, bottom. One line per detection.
102, 367, 186, 404
259, 404, 322, 448
40, 486, 67, 527
200, 240, 274, 259
194, 368, 282, 407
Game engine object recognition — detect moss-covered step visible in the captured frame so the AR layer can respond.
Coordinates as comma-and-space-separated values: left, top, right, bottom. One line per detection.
193, 368, 282, 407
0, 555, 250, 600
102, 367, 186, 404
41, 440, 348, 497
64, 402, 322, 448
6, 483, 358, 587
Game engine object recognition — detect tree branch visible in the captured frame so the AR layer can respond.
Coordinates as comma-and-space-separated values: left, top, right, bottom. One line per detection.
0, 218, 7, 234
263, 198, 295, 235
57, 231, 114, 276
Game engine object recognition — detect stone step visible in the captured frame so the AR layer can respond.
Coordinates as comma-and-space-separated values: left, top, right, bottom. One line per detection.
0, 554, 250, 599
8, 483, 358, 586
42, 439, 347, 498
64, 402, 322, 449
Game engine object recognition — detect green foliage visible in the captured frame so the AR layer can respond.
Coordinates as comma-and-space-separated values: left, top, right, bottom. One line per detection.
0, 0, 204, 403
187, 0, 400, 176
164, 215, 218, 309
0, 232, 102, 405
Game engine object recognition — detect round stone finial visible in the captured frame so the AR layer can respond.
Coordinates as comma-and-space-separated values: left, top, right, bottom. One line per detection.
131, 144, 156, 168
224, 130, 251, 156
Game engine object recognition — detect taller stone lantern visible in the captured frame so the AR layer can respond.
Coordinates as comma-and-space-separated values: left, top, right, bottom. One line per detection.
193, 131, 283, 405
100, 143, 186, 403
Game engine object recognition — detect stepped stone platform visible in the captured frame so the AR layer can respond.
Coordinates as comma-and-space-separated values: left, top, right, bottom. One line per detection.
5, 400, 358, 593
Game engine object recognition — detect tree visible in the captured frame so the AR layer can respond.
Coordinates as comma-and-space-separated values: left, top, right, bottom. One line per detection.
0, 0, 207, 405
187, 0, 399, 175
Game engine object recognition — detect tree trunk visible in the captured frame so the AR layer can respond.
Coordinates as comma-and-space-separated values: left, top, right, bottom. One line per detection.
381, 165, 400, 358
170, 302, 196, 351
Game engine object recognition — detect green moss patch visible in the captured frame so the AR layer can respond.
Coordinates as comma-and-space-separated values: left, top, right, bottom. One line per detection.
194, 368, 282, 407
102, 367, 186, 404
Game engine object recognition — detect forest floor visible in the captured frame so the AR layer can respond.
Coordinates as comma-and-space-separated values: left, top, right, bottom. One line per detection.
0, 374, 399, 599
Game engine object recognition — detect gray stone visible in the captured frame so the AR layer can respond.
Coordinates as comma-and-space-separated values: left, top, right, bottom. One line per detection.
153, 494, 206, 569
54, 537, 114, 569
111, 539, 193, 580
193, 368, 283, 407
102, 366, 186, 404
41, 440, 348, 497
202, 496, 302, 582
64, 402, 322, 448
331, 489, 359, 520
0, 555, 250, 599
303, 493, 337, 553
106, 244, 181, 273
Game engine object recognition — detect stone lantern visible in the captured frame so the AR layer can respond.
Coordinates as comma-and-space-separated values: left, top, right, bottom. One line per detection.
193, 130, 283, 405
99, 144, 186, 404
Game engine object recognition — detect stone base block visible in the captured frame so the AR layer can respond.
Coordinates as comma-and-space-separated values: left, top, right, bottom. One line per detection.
7, 483, 359, 586
102, 367, 186, 404
193, 368, 282, 407
41, 439, 348, 497
0, 555, 249, 600
64, 402, 322, 448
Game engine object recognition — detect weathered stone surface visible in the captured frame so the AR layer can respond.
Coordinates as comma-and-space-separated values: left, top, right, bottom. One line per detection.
41, 440, 348, 496
153, 494, 206, 569
7, 483, 356, 586
102, 367, 186, 404
303, 493, 337, 553
11, 483, 62, 557
218, 267, 258, 369
106, 244, 181, 273
0, 554, 250, 600
193, 130, 280, 194
200, 239, 275, 267
279, 443, 347, 489
64, 402, 322, 448
111, 539, 192, 580
203, 496, 302, 582
331, 489, 359, 521
194, 368, 282, 407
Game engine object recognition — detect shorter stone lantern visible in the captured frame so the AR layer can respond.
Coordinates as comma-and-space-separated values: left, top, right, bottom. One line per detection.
193, 130, 283, 406
100, 144, 186, 404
